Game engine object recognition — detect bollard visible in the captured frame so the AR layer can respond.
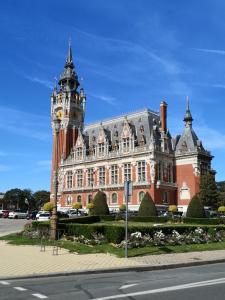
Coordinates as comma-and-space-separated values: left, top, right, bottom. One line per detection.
40, 237, 46, 252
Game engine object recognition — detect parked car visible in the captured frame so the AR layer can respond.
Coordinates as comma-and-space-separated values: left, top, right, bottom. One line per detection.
26, 211, 38, 220
36, 211, 49, 220
8, 210, 28, 219
1, 210, 10, 218
37, 212, 51, 221
57, 211, 69, 218
68, 211, 82, 218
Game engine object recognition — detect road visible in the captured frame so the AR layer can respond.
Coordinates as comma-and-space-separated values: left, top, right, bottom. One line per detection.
0, 218, 29, 236
1, 262, 225, 299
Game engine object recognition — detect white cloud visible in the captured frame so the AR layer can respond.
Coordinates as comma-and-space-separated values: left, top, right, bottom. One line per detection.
194, 48, 225, 55
0, 164, 12, 172
37, 160, 51, 166
88, 93, 117, 106
23, 75, 53, 89
0, 106, 50, 141
195, 126, 225, 151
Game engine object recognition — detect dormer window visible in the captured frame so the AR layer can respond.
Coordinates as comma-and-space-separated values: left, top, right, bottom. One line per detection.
123, 138, 130, 152
98, 143, 105, 156
76, 147, 83, 159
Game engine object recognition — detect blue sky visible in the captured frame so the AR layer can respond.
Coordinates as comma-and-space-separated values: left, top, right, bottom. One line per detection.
1, 0, 225, 192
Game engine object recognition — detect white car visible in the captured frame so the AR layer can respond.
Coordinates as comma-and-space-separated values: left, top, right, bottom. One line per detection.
36, 211, 48, 219
8, 210, 28, 219
37, 212, 51, 222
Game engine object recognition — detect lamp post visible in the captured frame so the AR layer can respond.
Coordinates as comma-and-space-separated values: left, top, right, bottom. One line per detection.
50, 115, 61, 240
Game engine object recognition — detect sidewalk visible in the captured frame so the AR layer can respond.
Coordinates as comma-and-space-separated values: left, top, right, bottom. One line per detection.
1, 239, 225, 279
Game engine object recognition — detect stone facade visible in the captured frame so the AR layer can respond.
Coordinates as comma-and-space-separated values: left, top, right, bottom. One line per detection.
50, 45, 213, 211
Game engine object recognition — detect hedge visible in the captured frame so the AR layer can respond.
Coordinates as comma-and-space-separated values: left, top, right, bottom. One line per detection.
128, 216, 168, 223
62, 223, 225, 243
59, 216, 100, 224
183, 217, 224, 225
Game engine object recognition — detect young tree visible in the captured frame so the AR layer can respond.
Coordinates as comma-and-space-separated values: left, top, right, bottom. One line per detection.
186, 194, 205, 218
72, 202, 82, 215
92, 191, 109, 215
199, 173, 219, 208
43, 202, 54, 212
33, 190, 50, 209
138, 192, 158, 217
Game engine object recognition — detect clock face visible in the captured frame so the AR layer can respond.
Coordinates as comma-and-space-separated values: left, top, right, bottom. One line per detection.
56, 110, 63, 120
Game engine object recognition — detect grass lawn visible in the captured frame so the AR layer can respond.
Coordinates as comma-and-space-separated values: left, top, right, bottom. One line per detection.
2, 233, 225, 258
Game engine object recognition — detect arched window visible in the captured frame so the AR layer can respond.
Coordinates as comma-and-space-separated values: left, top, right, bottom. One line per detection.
139, 191, 145, 202
77, 195, 82, 203
88, 194, 92, 203
111, 193, 117, 204
66, 196, 72, 206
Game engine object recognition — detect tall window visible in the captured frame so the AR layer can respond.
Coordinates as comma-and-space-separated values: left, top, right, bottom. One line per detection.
76, 147, 82, 159
66, 171, 73, 188
111, 165, 118, 184
124, 163, 131, 181
139, 191, 145, 202
111, 193, 117, 204
123, 138, 130, 152
66, 196, 72, 206
138, 161, 146, 182
98, 143, 105, 156
77, 169, 83, 188
157, 162, 162, 181
77, 195, 82, 203
87, 168, 94, 186
88, 194, 92, 203
99, 166, 105, 185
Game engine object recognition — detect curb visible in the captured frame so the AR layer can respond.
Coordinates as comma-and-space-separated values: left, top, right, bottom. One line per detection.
1, 258, 225, 281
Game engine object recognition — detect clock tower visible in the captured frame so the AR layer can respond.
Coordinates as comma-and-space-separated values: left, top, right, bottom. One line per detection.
50, 43, 86, 196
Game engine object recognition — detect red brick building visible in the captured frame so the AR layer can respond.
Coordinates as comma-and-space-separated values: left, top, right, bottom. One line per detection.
50, 45, 213, 213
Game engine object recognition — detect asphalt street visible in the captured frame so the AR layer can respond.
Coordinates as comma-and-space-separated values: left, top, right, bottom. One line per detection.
0, 218, 28, 236
1, 262, 225, 299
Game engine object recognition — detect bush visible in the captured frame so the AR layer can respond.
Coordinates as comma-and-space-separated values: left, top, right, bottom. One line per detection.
138, 192, 157, 217
72, 203, 82, 210
186, 195, 205, 218
43, 202, 54, 212
183, 217, 222, 225
100, 215, 116, 221
59, 216, 100, 224
92, 191, 109, 216
168, 205, 177, 213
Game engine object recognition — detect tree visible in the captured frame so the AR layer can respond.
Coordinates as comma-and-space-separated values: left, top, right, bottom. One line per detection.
33, 190, 50, 209
199, 173, 219, 208
72, 202, 82, 215
138, 192, 158, 217
186, 195, 205, 218
92, 191, 109, 215
43, 202, 54, 212
168, 205, 178, 213
86, 203, 94, 216
119, 204, 126, 212
3, 188, 33, 211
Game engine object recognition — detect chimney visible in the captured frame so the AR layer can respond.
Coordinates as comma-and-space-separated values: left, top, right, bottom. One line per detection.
160, 101, 167, 133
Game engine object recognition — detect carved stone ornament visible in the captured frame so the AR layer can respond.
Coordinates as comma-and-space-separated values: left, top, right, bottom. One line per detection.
150, 160, 156, 183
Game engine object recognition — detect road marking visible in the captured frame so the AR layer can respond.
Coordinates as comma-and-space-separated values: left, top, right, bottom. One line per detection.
119, 284, 138, 290
32, 293, 48, 299
0, 281, 10, 285
92, 277, 225, 300
14, 287, 27, 291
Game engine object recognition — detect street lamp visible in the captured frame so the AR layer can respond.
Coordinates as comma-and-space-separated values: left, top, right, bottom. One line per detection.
50, 115, 61, 240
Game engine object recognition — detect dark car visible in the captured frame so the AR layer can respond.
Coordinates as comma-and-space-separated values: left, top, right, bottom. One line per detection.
57, 211, 69, 218
26, 211, 38, 220
2, 210, 10, 218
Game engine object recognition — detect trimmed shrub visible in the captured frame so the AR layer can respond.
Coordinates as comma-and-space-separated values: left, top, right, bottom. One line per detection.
119, 204, 126, 212
168, 205, 177, 213
128, 216, 168, 223
138, 192, 157, 217
183, 217, 221, 225
92, 191, 109, 216
186, 195, 205, 218
218, 206, 225, 213
59, 216, 100, 224
100, 215, 116, 221
43, 202, 53, 212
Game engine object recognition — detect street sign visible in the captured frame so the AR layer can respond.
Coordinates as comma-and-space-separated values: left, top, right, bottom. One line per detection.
124, 181, 133, 198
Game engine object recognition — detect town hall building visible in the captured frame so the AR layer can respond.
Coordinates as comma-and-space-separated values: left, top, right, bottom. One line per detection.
50, 45, 213, 212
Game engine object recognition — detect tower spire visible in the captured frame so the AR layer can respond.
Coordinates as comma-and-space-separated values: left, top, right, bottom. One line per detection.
183, 96, 193, 127
66, 38, 73, 65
